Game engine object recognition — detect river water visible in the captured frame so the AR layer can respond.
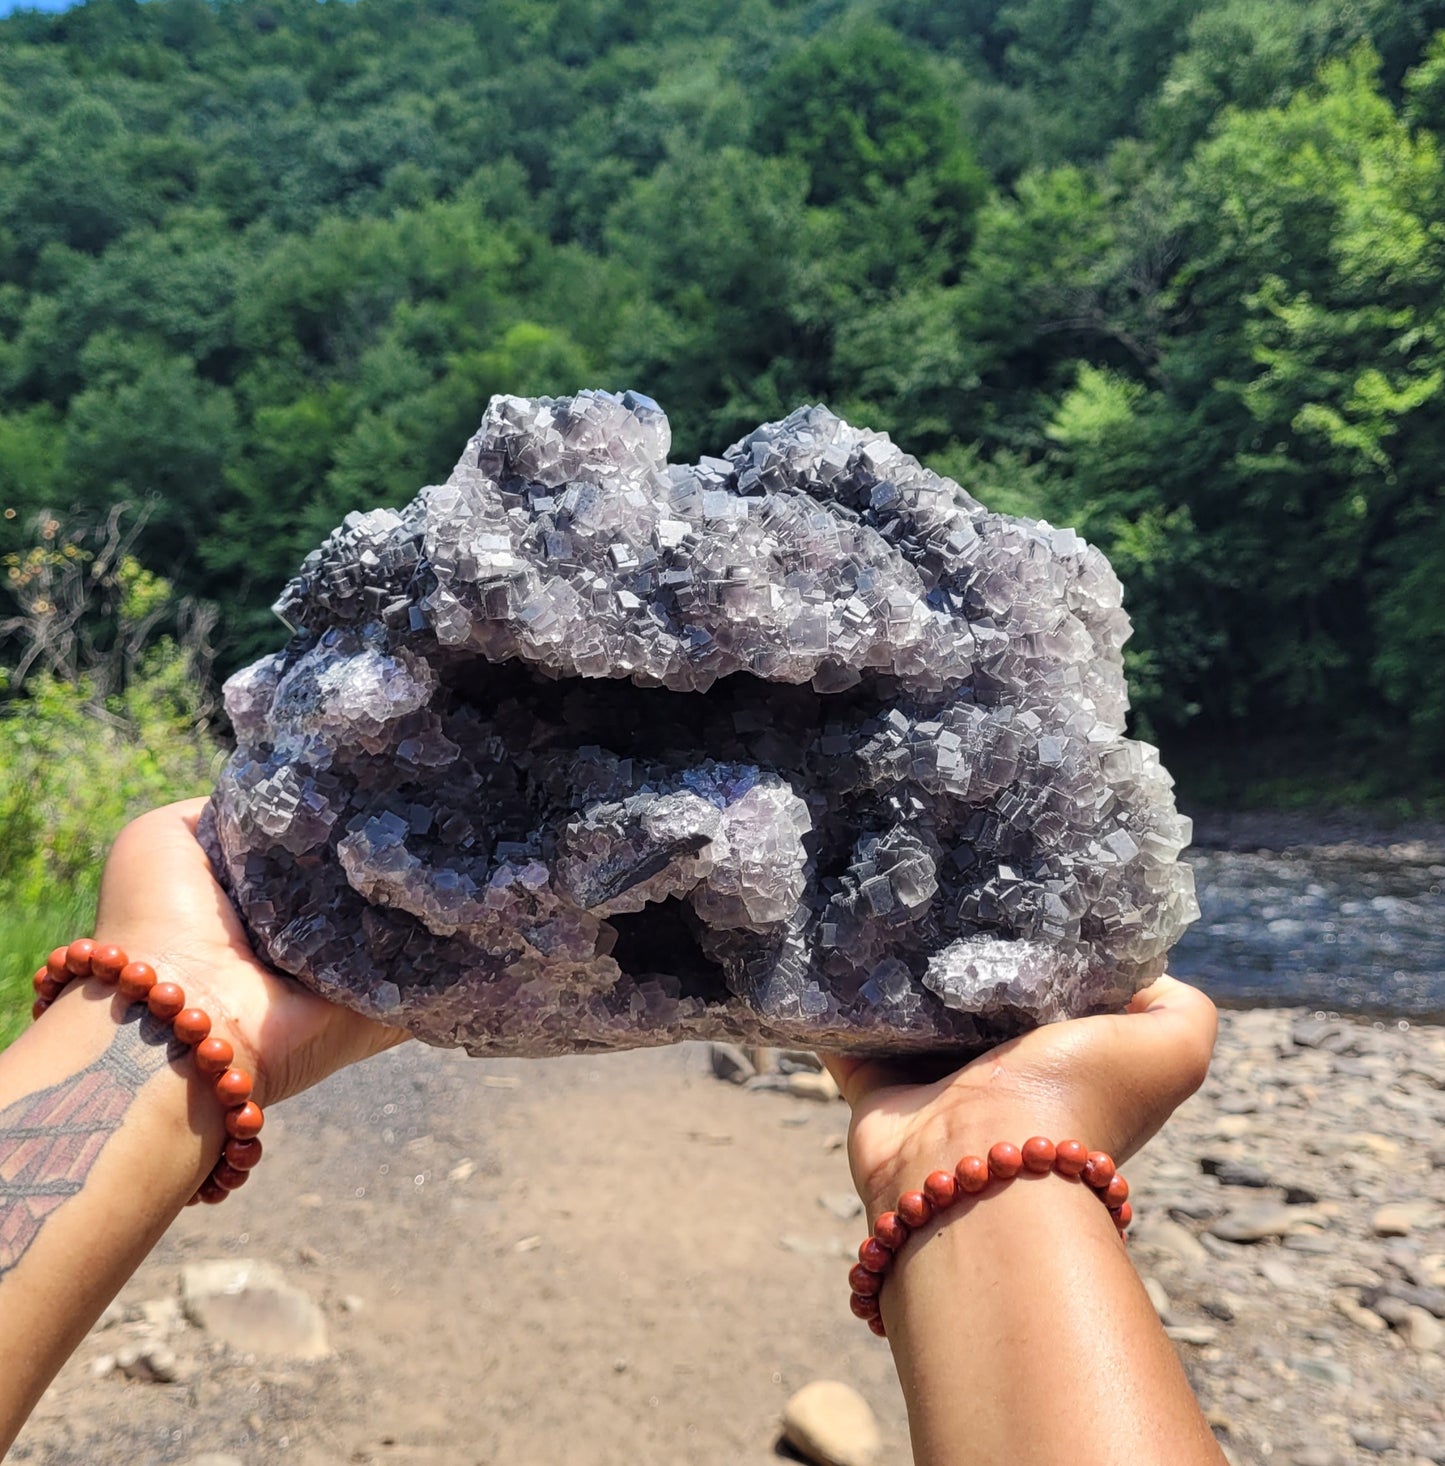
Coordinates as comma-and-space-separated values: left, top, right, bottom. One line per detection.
1172, 849, 1445, 1018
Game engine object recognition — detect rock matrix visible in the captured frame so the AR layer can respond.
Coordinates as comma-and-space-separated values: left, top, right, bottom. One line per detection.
202, 391, 1198, 1054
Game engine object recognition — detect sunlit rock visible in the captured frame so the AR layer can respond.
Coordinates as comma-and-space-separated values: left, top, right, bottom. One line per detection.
201, 391, 1198, 1056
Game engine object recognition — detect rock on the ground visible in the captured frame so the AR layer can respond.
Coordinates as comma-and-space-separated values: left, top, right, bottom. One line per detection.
1373, 1200, 1441, 1237
710, 1042, 756, 1084
781, 1380, 882, 1466
181, 1260, 330, 1361
1209, 1204, 1325, 1243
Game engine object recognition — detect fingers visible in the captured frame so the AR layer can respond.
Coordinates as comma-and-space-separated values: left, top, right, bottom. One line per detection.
1118, 975, 1219, 1109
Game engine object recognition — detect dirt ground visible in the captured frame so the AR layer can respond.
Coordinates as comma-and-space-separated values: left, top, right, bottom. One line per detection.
12, 1041, 909, 1465
10, 1010, 1445, 1466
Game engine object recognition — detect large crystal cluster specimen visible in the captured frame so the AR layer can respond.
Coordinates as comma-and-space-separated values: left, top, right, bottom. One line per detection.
201, 391, 1199, 1056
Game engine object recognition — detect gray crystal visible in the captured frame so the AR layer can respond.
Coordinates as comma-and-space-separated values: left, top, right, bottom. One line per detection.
200, 391, 1199, 1057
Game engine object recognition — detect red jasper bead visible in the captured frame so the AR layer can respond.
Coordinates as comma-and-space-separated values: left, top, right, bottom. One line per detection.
117, 962, 157, 1001
172, 1009, 212, 1046
194, 1037, 234, 1077
91, 944, 128, 982
33, 970, 63, 1002
849, 1291, 881, 1320
64, 939, 96, 977
867, 1314, 887, 1337
31, 998, 50, 1021
224, 1102, 264, 1140
988, 1142, 1023, 1180
924, 1169, 958, 1210
215, 1069, 253, 1107
857, 1237, 892, 1274
1021, 1136, 1057, 1174
955, 1154, 990, 1193
1082, 1151, 1116, 1190
897, 1190, 933, 1229
874, 1211, 909, 1251
46, 947, 70, 981
1053, 1139, 1088, 1177
1112, 1201, 1134, 1229
147, 982, 186, 1021
848, 1263, 883, 1297
196, 1177, 229, 1204
222, 1137, 263, 1171
211, 1162, 250, 1192
1103, 1174, 1130, 1209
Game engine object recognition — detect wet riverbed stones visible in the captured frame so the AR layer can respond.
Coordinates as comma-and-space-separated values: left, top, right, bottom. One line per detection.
201, 391, 1198, 1055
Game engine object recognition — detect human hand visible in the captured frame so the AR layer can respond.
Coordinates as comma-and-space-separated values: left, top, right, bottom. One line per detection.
824, 976, 1218, 1221
95, 799, 408, 1107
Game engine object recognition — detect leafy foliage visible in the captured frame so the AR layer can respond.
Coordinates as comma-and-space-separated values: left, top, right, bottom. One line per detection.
0, 0, 1443, 775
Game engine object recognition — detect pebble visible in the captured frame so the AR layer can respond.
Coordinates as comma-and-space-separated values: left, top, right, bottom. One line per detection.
709, 1042, 755, 1085
181, 1260, 330, 1361
1164, 1324, 1219, 1346
1373, 1200, 1441, 1237
1202, 1157, 1272, 1189
781, 1380, 882, 1466
1352, 1426, 1395, 1453
1290, 1357, 1351, 1387
184, 1456, 245, 1466
114, 1343, 180, 1384
787, 1072, 840, 1103
1404, 1306, 1445, 1352
1132, 1217, 1210, 1266
1210, 1205, 1325, 1243
1333, 1291, 1388, 1334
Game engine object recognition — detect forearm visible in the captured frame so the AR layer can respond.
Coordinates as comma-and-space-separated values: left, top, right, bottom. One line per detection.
0, 982, 220, 1453
879, 1173, 1225, 1466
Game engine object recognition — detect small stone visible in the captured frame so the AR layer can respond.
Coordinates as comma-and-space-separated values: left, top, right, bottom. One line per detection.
1202, 1297, 1237, 1322
181, 1260, 330, 1360
339, 1295, 366, 1314
1165, 1323, 1219, 1346
710, 1042, 756, 1085
184, 1456, 246, 1466
781, 1380, 882, 1466
1373, 1200, 1441, 1237
88, 1354, 116, 1378
1132, 1217, 1210, 1266
1258, 1257, 1300, 1290
1333, 1291, 1388, 1334
1290, 1357, 1351, 1387
1201, 1157, 1271, 1189
1404, 1306, 1445, 1352
115, 1343, 180, 1383
1352, 1426, 1395, 1454
1210, 1205, 1325, 1243
788, 1071, 840, 1103
1288, 1448, 1340, 1466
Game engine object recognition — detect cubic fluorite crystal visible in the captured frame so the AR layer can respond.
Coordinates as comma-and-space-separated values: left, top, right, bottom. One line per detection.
200, 391, 1199, 1056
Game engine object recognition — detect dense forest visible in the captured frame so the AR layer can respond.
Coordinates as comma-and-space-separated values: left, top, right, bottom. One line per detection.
3, 0, 1445, 785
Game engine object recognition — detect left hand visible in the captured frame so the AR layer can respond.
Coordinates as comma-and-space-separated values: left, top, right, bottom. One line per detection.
95, 799, 409, 1107
823, 975, 1218, 1221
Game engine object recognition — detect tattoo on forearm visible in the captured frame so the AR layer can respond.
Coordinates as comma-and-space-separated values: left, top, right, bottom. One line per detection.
0, 1009, 174, 1280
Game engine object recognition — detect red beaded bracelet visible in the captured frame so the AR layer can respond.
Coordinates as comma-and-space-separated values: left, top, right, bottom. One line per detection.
847, 1137, 1133, 1337
31, 938, 265, 1206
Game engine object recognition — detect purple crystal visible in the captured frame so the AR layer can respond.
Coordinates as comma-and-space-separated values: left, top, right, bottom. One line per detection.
200, 392, 1199, 1056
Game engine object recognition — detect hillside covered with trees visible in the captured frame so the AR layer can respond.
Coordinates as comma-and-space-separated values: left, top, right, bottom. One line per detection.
4, 0, 1445, 787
